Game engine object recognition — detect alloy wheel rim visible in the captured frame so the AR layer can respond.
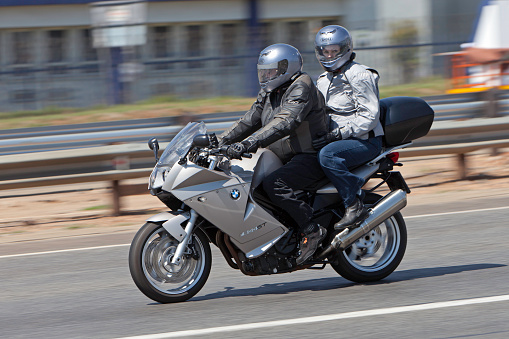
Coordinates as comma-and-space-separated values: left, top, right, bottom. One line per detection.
342, 216, 400, 272
142, 227, 206, 294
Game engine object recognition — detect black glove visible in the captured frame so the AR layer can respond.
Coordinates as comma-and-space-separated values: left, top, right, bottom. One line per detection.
241, 137, 259, 153
312, 131, 341, 150
226, 137, 259, 159
226, 142, 246, 159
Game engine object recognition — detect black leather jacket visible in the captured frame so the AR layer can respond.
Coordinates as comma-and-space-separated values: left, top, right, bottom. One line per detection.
219, 73, 328, 163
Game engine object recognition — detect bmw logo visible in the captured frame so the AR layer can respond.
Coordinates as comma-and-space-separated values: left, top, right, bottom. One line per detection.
230, 189, 241, 200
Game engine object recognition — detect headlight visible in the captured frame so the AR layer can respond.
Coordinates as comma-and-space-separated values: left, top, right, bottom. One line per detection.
149, 166, 169, 191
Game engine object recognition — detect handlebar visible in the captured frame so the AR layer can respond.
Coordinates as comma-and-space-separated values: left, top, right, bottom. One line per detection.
212, 146, 252, 159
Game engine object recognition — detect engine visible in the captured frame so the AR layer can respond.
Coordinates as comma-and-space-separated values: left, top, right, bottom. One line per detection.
241, 230, 298, 275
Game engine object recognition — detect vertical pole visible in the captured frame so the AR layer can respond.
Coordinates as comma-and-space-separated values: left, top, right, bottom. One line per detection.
110, 47, 124, 104
112, 179, 121, 216
484, 87, 498, 118
246, 0, 260, 97
484, 87, 499, 156
456, 153, 467, 180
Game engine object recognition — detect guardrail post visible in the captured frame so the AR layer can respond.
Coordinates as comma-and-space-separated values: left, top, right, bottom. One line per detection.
484, 88, 500, 156
457, 153, 467, 180
112, 179, 121, 216
483, 88, 499, 118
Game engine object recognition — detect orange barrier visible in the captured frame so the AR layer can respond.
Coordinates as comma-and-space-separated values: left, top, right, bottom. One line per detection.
448, 52, 509, 94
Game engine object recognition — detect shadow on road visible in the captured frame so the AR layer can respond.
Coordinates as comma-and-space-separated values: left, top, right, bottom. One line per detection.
190, 277, 355, 302
188, 263, 505, 302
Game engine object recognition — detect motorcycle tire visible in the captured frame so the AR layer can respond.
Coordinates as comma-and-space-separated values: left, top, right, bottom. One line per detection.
330, 193, 407, 283
129, 222, 211, 303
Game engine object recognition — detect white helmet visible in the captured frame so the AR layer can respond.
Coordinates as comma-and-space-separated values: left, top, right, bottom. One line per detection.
257, 44, 303, 92
314, 25, 353, 72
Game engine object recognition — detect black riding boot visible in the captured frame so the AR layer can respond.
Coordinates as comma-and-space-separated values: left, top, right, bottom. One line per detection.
296, 223, 327, 265
334, 197, 369, 230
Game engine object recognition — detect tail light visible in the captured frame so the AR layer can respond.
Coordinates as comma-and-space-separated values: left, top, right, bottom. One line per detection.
387, 152, 400, 163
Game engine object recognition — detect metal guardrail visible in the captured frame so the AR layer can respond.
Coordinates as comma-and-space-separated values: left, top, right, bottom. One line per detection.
1, 115, 509, 205
1, 92, 509, 214
1, 91, 508, 156
0, 111, 243, 155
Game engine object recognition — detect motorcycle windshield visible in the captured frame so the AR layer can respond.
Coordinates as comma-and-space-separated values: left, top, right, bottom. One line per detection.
157, 121, 207, 167
149, 121, 207, 191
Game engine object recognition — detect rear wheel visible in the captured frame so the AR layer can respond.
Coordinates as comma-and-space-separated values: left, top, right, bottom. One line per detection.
129, 222, 211, 303
330, 194, 407, 282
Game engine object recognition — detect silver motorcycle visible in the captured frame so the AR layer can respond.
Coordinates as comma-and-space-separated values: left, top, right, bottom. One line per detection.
129, 96, 434, 303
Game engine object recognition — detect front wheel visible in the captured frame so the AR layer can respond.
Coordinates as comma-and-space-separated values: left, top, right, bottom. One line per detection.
129, 222, 211, 303
330, 194, 407, 283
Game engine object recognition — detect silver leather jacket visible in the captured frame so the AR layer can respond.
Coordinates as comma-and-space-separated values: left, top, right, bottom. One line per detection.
316, 61, 384, 140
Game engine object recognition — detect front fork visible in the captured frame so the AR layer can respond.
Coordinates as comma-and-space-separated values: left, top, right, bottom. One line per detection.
171, 209, 199, 266
169, 157, 216, 266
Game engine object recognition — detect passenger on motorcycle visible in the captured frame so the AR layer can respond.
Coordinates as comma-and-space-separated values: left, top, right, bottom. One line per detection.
218, 43, 329, 265
313, 25, 384, 229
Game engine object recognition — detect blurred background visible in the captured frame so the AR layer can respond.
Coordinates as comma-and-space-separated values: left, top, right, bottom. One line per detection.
2, 4, 509, 339
1, 0, 508, 209
0, 0, 489, 112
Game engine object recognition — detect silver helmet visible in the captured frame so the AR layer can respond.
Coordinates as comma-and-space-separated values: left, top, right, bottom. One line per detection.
257, 43, 303, 92
314, 25, 353, 72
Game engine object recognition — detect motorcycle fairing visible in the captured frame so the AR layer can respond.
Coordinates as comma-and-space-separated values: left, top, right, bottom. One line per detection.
162, 162, 235, 202
166, 149, 289, 257
172, 164, 231, 190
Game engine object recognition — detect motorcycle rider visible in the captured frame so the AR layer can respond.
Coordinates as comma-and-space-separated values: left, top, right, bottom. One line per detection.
219, 43, 329, 265
313, 25, 384, 229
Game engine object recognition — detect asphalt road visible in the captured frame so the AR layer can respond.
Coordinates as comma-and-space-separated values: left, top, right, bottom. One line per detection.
1, 195, 509, 339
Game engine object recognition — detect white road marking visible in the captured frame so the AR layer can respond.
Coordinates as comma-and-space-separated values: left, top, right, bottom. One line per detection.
405, 205, 509, 219
115, 294, 509, 338
1, 205, 508, 259
0, 243, 129, 259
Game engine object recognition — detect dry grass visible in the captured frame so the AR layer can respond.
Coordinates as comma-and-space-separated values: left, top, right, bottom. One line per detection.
0, 78, 448, 130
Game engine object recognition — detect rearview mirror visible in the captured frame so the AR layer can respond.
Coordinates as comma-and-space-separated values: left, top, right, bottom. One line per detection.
193, 134, 211, 147
148, 137, 159, 161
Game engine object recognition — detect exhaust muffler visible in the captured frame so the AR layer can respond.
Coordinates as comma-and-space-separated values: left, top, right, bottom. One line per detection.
318, 189, 407, 259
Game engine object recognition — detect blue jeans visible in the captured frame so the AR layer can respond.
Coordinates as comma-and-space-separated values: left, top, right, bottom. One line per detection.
317, 136, 383, 207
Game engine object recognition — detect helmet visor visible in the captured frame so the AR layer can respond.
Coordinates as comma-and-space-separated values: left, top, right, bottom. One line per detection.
315, 42, 350, 63
257, 59, 288, 85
